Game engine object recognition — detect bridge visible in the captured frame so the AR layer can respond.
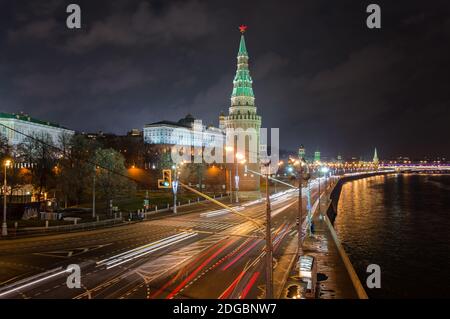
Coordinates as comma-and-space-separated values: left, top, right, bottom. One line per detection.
379, 163, 450, 172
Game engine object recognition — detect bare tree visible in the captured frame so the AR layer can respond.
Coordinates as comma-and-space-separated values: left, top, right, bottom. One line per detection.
94, 148, 136, 215
57, 134, 99, 207
16, 133, 57, 202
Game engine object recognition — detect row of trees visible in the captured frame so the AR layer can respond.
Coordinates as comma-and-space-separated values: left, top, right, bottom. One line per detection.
0, 132, 136, 214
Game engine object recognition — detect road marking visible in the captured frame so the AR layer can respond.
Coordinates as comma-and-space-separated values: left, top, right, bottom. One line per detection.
33, 243, 112, 259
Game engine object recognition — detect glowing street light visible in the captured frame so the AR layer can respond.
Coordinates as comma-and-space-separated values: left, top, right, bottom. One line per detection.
234, 152, 244, 203
320, 166, 329, 174
2, 159, 11, 236
225, 147, 234, 203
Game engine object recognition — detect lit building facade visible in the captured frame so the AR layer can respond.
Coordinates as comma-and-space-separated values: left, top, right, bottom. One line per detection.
0, 112, 74, 146
298, 145, 306, 160
143, 114, 224, 149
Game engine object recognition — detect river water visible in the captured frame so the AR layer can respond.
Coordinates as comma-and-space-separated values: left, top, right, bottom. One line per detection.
334, 173, 450, 298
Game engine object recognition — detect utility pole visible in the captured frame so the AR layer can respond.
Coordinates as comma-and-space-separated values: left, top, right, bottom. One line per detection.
297, 157, 310, 255
318, 169, 321, 216
298, 160, 303, 256
234, 160, 239, 203
263, 160, 273, 299
173, 165, 179, 213
228, 167, 233, 203
92, 165, 96, 219
173, 181, 178, 213
2, 160, 10, 236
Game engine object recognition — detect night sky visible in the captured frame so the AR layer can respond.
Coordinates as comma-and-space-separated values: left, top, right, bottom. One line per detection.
1, 0, 450, 159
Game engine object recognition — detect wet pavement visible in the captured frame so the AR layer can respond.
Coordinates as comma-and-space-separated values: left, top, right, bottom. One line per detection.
281, 182, 360, 299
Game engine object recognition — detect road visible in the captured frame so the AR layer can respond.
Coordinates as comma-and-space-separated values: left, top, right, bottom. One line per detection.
0, 178, 330, 299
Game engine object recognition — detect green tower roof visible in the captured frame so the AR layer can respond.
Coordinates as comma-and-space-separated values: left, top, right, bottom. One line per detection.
231, 33, 255, 99
238, 34, 248, 56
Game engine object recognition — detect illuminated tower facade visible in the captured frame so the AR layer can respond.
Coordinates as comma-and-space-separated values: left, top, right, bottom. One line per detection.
298, 145, 306, 160
314, 150, 321, 163
373, 147, 379, 165
223, 27, 262, 196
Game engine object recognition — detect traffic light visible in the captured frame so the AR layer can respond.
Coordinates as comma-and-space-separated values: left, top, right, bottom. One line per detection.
158, 169, 172, 188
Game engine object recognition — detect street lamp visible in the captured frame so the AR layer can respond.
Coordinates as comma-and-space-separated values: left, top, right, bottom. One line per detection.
92, 165, 97, 219
321, 166, 330, 190
295, 156, 310, 257
172, 162, 183, 213
317, 166, 329, 217
2, 159, 11, 236
225, 147, 234, 203
235, 152, 244, 203
260, 158, 273, 299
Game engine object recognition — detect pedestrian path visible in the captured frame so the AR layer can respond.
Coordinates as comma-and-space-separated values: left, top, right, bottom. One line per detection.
280, 181, 363, 299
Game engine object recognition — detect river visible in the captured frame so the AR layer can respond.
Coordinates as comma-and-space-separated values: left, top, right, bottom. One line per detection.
334, 173, 450, 298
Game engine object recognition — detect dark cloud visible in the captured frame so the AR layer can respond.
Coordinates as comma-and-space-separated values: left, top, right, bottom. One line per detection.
1, 0, 450, 159
65, 1, 214, 53
8, 19, 58, 41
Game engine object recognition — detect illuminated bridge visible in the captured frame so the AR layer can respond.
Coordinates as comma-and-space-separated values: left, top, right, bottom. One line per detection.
379, 163, 450, 172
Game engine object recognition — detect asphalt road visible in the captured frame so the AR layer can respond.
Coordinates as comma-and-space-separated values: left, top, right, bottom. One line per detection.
0, 178, 329, 299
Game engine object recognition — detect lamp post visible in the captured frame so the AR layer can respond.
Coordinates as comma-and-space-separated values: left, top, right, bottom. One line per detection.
296, 157, 310, 257
172, 179, 179, 213
261, 159, 273, 299
275, 161, 284, 194
2, 159, 11, 236
225, 147, 234, 203
172, 165, 178, 213
92, 165, 96, 219
321, 166, 329, 190
228, 167, 233, 203
235, 152, 244, 203
318, 167, 322, 217
318, 166, 329, 216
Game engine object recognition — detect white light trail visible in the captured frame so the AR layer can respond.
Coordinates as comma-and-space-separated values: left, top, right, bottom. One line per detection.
200, 206, 245, 218
97, 232, 198, 269
0, 267, 68, 298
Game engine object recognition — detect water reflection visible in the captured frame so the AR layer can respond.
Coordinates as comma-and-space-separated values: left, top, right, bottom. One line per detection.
335, 174, 450, 298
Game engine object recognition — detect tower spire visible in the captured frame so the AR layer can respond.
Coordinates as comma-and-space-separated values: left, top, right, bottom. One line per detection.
238, 34, 248, 56
231, 26, 254, 106
373, 147, 379, 164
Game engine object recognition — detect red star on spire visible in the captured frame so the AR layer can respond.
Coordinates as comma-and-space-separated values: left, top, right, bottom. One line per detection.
239, 25, 248, 33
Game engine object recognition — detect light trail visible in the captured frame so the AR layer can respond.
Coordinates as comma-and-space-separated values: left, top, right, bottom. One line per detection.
0, 267, 67, 298
221, 239, 263, 271
165, 238, 238, 299
200, 206, 245, 218
97, 232, 198, 269
239, 272, 260, 299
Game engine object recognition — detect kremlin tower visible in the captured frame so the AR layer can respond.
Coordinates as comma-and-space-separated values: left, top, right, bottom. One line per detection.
223, 26, 262, 197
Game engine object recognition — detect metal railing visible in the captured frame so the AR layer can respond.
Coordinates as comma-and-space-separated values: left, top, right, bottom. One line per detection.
8, 218, 125, 238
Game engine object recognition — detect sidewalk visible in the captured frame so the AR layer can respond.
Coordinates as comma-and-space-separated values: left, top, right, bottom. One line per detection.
280, 181, 362, 299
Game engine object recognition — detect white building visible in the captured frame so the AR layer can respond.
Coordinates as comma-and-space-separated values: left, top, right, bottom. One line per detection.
0, 112, 75, 146
143, 114, 224, 148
